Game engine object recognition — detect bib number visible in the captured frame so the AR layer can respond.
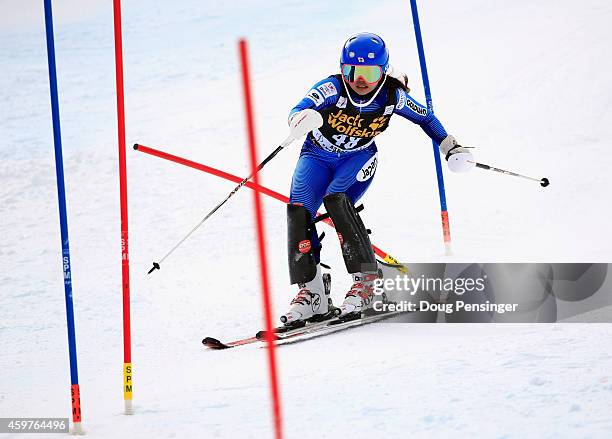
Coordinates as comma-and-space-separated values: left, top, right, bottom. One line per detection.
332, 134, 360, 150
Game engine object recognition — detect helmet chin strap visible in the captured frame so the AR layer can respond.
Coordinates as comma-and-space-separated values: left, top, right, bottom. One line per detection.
342, 74, 388, 108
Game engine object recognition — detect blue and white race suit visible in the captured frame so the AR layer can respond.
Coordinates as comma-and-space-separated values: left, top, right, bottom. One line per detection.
289, 74, 448, 219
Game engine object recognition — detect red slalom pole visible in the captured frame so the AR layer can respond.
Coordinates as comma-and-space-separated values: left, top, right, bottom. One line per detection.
112, 0, 133, 414
132, 143, 405, 268
239, 39, 283, 439
133, 144, 288, 203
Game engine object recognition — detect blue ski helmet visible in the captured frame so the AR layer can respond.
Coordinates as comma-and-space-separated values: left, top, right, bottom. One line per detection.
340, 32, 389, 73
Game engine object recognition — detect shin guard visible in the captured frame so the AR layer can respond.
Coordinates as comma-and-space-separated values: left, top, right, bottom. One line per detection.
323, 193, 377, 274
287, 203, 319, 284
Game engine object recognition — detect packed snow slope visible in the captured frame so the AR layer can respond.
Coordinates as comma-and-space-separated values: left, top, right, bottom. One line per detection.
1, 0, 611, 438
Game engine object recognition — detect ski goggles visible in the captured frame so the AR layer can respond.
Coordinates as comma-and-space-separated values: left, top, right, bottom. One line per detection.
341, 64, 384, 84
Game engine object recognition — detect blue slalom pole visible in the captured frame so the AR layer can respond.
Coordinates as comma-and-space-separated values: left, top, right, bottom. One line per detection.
409, 0, 453, 254
43, 0, 83, 432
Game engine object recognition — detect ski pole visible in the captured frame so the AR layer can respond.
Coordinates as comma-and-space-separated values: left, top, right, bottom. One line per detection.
147, 136, 293, 274
469, 161, 550, 187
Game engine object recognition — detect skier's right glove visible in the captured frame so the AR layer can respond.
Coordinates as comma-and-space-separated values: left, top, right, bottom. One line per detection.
288, 109, 324, 140
439, 135, 475, 173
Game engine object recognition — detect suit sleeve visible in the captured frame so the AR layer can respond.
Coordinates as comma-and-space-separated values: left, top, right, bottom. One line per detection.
393, 88, 448, 144
288, 76, 341, 122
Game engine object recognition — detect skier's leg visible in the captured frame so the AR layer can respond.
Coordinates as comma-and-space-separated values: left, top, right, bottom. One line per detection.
286, 203, 319, 284
325, 147, 378, 274
289, 149, 332, 220
323, 193, 377, 273
326, 146, 378, 203
282, 150, 333, 324
288, 149, 332, 281
324, 148, 379, 315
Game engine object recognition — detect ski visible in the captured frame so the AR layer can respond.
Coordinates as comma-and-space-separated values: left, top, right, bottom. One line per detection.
202, 308, 405, 350
202, 269, 415, 350
202, 315, 336, 350
201, 335, 260, 350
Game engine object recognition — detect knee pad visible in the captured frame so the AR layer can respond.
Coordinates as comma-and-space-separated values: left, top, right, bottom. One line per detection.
323, 193, 376, 274
287, 203, 320, 284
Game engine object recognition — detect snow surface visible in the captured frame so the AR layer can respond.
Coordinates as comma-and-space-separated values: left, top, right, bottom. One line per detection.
1, 0, 612, 438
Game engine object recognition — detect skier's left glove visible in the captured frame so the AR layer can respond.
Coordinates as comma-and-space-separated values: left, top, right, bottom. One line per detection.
439, 135, 475, 173
288, 109, 324, 140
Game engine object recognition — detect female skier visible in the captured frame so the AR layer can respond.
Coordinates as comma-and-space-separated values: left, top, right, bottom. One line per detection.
281, 32, 473, 325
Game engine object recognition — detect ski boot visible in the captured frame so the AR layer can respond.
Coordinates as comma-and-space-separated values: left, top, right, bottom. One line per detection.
280, 266, 336, 327
337, 272, 379, 320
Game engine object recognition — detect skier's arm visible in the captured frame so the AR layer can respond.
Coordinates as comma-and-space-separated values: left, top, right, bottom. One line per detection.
394, 88, 474, 172
288, 77, 341, 124
393, 88, 447, 144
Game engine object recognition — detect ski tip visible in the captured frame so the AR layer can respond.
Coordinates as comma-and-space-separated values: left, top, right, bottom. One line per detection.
133, 143, 140, 150
540, 177, 550, 187
202, 337, 230, 350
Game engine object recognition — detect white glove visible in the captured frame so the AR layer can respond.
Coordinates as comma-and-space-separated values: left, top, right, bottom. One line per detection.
288, 109, 323, 140
439, 135, 475, 173
386, 65, 410, 92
